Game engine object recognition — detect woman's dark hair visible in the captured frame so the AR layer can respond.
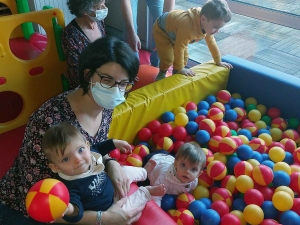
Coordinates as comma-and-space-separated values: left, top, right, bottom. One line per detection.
78, 36, 139, 94
67, 0, 105, 17
200, 0, 232, 23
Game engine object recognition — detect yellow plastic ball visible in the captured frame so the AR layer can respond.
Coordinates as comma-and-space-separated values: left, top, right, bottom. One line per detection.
238, 135, 249, 145
291, 164, 300, 173
235, 175, 254, 193
248, 109, 262, 122
173, 106, 186, 115
275, 186, 294, 199
168, 121, 177, 129
174, 113, 189, 126
247, 159, 260, 167
245, 97, 257, 106
256, 104, 267, 115
272, 191, 293, 211
269, 128, 283, 141
230, 210, 247, 225
258, 133, 273, 146
255, 120, 267, 130
213, 152, 227, 164
231, 93, 242, 99
273, 162, 291, 175
269, 146, 285, 162
192, 185, 209, 199
243, 204, 264, 225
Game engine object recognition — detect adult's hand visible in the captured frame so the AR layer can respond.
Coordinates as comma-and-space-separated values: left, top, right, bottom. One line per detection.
106, 160, 130, 197
128, 30, 141, 53
102, 197, 144, 225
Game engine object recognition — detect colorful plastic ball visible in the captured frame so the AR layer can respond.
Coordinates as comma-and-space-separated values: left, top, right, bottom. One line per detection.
173, 106, 186, 115
247, 159, 260, 167
231, 93, 242, 99
230, 210, 247, 225
256, 104, 267, 115
147, 120, 161, 134
183, 101, 197, 112
174, 113, 189, 127
214, 125, 231, 138
288, 118, 300, 129
261, 201, 279, 220
291, 198, 300, 216
208, 135, 222, 153
198, 171, 214, 188
290, 164, 300, 173
156, 137, 174, 152
214, 152, 227, 164
231, 99, 245, 109
183, 134, 195, 143
256, 121, 268, 130
207, 160, 227, 180
195, 130, 211, 145
205, 95, 217, 106
283, 129, 300, 142
125, 153, 142, 167
109, 148, 121, 161
216, 90, 231, 104
272, 191, 293, 211
188, 200, 207, 220
211, 102, 226, 113
176, 193, 195, 209
158, 123, 173, 137
261, 160, 275, 169
200, 209, 220, 225
161, 194, 176, 211
167, 209, 176, 219
133, 144, 150, 159
236, 144, 253, 160
220, 213, 241, 225
227, 121, 239, 131
224, 109, 238, 122
280, 210, 300, 225
138, 127, 152, 141
269, 146, 285, 162
199, 198, 212, 209
185, 121, 199, 135
211, 188, 233, 207
234, 161, 253, 177
221, 175, 237, 195
199, 118, 216, 134
248, 109, 262, 122
172, 126, 187, 141
260, 219, 279, 225
208, 108, 224, 123
161, 111, 175, 123
237, 129, 252, 140
25, 178, 69, 223
232, 198, 246, 212
198, 100, 210, 111
226, 155, 241, 172
219, 137, 238, 155
243, 204, 264, 225
242, 122, 258, 136
235, 175, 254, 193
269, 127, 283, 141
271, 117, 287, 131
289, 172, 300, 193
251, 151, 263, 163
202, 148, 214, 166
233, 107, 247, 122
258, 133, 273, 146
246, 104, 257, 113
210, 200, 229, 218
261, 115, 272, 126
195, 115, 207, 124
173, 208, 195, 225
281, 138, 297, 154
249, 137, 267, 153
273, 162, 291, 175
186, 110, 198, 121
244, 189, 264, 206
252, 165, 274, 186
275, 186, 294, 199
245, 97, 257, 106
238, 135, 249, 144
267, 107, 281, 119
119, 153, 129, 163
173, 140, 184, 154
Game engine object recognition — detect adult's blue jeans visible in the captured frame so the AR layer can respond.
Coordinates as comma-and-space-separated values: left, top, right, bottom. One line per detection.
0, 202, 65, 225
123, 0, 164, 67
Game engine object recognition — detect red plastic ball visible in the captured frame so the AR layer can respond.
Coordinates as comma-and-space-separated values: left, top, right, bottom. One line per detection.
244, 189, 264, 206
216, 90, 231, 104
220, 213, 241, 225
173, 140, 184, 154
109, 149, 121, 160
147, 120, 161, 134
267, 107, 281, 119
159, 123, 173, 137
138, 127, 152, 141
172, 126, 187, 141
255, 186, 274, 201
125, 153, 142, 167
210, 200, 229, 218
176, 193, 195, 209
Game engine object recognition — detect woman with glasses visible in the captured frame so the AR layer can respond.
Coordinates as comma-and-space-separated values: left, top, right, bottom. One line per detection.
0, 37, 142, 225
62, 0, 108, 89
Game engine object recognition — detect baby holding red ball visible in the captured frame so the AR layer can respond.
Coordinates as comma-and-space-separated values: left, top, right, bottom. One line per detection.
144, 142, 206, 206
41, 123, 166, 223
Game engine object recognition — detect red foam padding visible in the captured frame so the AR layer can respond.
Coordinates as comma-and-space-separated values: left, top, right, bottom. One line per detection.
9, 37, 43, 60
0, 125, 26, 178
131, 65, 159, 91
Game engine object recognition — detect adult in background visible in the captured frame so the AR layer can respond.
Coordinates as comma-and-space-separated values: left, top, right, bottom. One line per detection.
0, 37, 143, 225
62, 0, 107, 89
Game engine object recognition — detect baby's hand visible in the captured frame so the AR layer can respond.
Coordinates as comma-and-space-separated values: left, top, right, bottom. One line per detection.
113, 139, 132, 153
176, 68, 195, 76
216, 61, 233, 69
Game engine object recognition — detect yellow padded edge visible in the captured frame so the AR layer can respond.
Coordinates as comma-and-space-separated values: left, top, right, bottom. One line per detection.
108, 61, 230, 143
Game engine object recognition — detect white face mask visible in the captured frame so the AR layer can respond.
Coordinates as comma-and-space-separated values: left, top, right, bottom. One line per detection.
89, 8, 108, 21
90, 81, 125, 109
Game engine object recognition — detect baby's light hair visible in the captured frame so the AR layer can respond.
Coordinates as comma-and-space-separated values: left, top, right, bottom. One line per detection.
175, 142, 206, 170
200, 0, 232, 23
42, 123, 86, 162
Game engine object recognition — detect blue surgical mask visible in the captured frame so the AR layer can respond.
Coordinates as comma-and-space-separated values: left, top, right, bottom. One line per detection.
89, 8, 108, 21
90, 81, 125, 109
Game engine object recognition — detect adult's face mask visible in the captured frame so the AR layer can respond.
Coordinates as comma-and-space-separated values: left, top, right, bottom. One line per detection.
89, 8, 108, 21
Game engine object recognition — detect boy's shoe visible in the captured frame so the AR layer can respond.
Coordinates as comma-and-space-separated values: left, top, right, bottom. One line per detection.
156, 71, 167, 81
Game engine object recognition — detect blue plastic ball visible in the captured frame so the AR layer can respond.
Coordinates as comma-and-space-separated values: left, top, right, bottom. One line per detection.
280, 210, 300, 225
161, 111, 175, 123
195, 130, 210, 145
188, 200, 207, 220
284, 152, 294, 165
205, 95, 217, 106
251, 151, 263, 163
200, 209, 220, 225
261, 160, 275, 169
224, 104, 231, 111
232, 198, 246, 211
261, 153, 270, 161
236, 144, 253, 160
272, 170, 291, 187
237, 129, 252, 140
197, 101, 210, 111
257, 128, 271, 136
137, 142, 150, 148
198, 109, 208, 116
261, 201, 279, 219
186, 110, 198, 121
230, 99, 245, 109
224, 109, 238, 121
199, 198, 212, 209
226, 155, 241, 172
185, 121, 199, 135
161, 194, 176, 211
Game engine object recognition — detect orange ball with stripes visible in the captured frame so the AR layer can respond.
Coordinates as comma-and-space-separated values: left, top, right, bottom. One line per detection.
234, 161, 253, 177
248, 138, 267, 154
216, 90, 231, 104
183, 101, 197, 112
199, 118, 216, 134
207, 160, 227, 180
242, 122, 258, 136
221, 175, 238, 195
176, 192, 195, 209
156, 136, 174, 152
282, 129, 300, 142
198, 170, 214, 188
25, 178, 69, 223
125, 153, 143, 167
208, 135, 222, 153
233, 107, 247, 122
252, 164, 274, 186
211, 102, 226, 113
208, 108, 224, 123
212, 187, 233, 207
280, 138, 297, 154
214, 125, 231, 138
271, 117, 287, 131
133, 144, 150, 159
219, 137, 238, 155
172, 208, 195, 225
202, 147, 214, 166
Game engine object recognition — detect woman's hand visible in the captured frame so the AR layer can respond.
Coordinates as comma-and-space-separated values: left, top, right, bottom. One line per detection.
102, 197, 144, 225
113, 139, 132, 153
216, 61, 233, 69
106, 160, 130, 197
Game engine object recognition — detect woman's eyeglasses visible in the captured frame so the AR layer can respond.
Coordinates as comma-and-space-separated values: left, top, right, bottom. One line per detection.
94, 71, 133, 92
